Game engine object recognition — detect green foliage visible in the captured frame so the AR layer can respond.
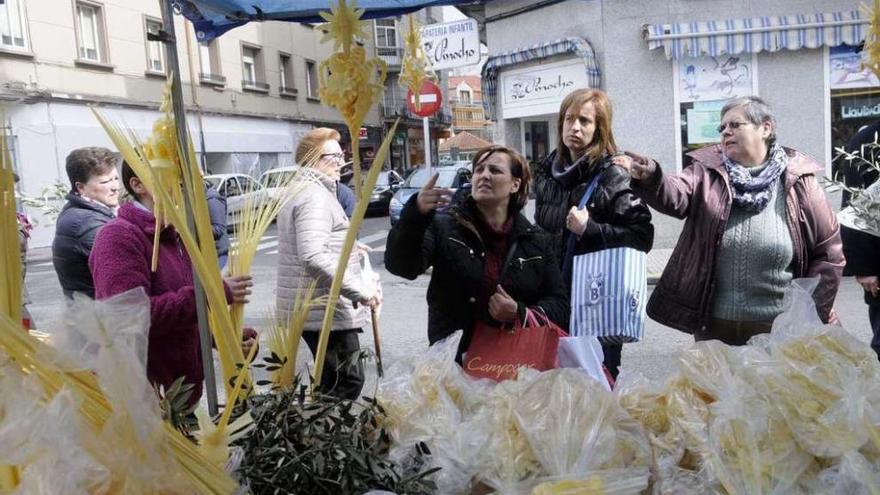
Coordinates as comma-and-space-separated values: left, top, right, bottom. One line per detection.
155, 376, 198, 437
234, 381, 439, 495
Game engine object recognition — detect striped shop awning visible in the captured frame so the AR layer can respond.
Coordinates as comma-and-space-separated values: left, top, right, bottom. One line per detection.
643, 10, 868, 60
480, 37, 601, 121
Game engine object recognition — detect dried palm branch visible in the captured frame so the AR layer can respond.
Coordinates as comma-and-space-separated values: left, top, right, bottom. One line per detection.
0, 113, 21, 326
312, 0, 401, 393
318, 0, 387, 197
264, 282, 326, 391
228, 169, 307, 332
400, 14, 437, 111
0, 111, 22, 489
0, 312, 238, 493
862, 0, 880, 79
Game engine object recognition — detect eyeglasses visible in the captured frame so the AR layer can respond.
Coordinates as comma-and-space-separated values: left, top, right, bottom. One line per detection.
716, 121, 751, 134
320, 152, 345, 161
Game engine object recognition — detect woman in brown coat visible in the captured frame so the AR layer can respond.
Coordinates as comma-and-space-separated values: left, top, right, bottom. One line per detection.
622, 96, 844, 344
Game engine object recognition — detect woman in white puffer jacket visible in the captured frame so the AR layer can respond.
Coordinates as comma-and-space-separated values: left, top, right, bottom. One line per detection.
276, 127, 379, 399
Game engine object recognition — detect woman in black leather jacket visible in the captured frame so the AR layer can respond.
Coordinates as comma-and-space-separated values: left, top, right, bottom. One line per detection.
385, 145, 568, 360
534, 88, 654, 378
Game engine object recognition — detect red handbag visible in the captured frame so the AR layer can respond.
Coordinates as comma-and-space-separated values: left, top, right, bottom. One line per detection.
464, 309, 568, 381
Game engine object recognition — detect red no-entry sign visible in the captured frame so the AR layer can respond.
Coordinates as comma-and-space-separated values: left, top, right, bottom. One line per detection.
406, 80, 443, 117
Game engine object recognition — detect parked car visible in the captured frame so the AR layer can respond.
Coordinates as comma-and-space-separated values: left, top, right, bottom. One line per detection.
368, 170, 403, 215
258, 166, 301, 202
389, 164, 472, 225
204, 173, 265, 228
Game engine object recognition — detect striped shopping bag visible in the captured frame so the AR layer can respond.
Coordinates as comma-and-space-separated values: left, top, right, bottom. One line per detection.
564, 168, 647, 344
570, 247, 647, 343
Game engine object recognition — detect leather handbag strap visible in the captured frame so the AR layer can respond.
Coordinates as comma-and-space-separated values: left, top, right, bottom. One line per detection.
498, 239, 519, 283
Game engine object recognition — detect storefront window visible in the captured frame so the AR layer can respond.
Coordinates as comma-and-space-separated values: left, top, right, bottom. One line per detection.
829, 44, 880, 177
676, 55, 756, 167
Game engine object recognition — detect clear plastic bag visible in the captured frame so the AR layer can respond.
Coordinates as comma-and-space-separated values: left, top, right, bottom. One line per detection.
66, 289, 190, 492
511, 370, 651, 494
378, 331, 491, 494
3, 387, 110, 495
761, 279, 880, 459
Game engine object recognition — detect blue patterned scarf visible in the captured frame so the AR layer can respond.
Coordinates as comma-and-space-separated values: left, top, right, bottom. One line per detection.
723, 143, 788, 212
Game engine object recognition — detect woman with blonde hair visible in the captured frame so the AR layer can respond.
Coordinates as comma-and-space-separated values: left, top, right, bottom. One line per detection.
276, 127, 379, 399
534, 88, 654, 378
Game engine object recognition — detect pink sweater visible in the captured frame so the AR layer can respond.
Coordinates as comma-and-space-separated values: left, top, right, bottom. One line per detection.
90, 202, 207, 404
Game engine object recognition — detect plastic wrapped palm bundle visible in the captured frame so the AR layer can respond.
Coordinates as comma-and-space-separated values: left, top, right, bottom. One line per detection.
377, 331, 491, 494
703, 373, 813, 495
0, 385, 111, 495
761, 279, 880, 461
0, 292, 236, 493
471, 374, 543, 493
512, 370, 652, 495
615, 373, 705, 494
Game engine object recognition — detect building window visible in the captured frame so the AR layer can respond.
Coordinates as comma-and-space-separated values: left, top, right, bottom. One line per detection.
242, 46, 257, 83
675, 54, 757, 168
144, 18, 164, 73
0, 0, 29, 52
374, 18, 398, 56
383, 73, 397, 108
241, 44, 267, 90
75, 2, 108, 63
458, 90, 471, 104
279, 53, 295, 95
198, 40, 224, 84
305, 59, 318, 98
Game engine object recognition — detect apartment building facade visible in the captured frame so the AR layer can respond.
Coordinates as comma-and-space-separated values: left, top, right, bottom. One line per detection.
1, 0, 384, 246
447, 75, 492, 142
372, 8, 454, 172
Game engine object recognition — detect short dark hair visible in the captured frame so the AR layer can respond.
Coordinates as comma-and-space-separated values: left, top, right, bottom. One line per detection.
121, 161, 139, 199
471, 145, 532, 213
65, 147, 117, 192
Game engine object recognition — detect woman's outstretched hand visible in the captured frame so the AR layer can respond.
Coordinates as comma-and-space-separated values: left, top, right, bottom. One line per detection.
416, 173, 453, 214
616, 152, 656, 181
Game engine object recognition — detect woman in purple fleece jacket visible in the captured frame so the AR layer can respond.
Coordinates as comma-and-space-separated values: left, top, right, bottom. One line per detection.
89, 162, 254, 405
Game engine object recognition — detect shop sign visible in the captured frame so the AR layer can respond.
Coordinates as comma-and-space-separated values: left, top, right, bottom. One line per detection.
421, 18, 480, 71
499, 59, 589, 119
678, 55, 753, 103
829, 45, 880, 90
841, 101, 880, 120
358, 127, 368, 140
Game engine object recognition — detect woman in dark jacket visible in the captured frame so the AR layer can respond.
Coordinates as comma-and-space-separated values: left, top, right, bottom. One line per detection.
385, 145, 568, 358
534, 88, 653, 378
52, 147, 119, 299
624, 96, 844, 344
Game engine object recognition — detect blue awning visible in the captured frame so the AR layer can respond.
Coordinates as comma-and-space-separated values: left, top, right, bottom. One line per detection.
173, 0, 483, 41
480, 37, 601, 121
643, 10, 867, 60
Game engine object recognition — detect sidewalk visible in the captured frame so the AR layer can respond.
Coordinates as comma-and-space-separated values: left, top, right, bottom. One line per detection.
27, 244, 675, 283
26, 245, 52, 264
647, 248, 672, 285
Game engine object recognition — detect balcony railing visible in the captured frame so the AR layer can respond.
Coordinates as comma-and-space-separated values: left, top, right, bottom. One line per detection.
380, 103, 454, 126
199, 72, 226, 85
242, 80, 270, 92
449, 99, 483, 109
376, 46, 403, 66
